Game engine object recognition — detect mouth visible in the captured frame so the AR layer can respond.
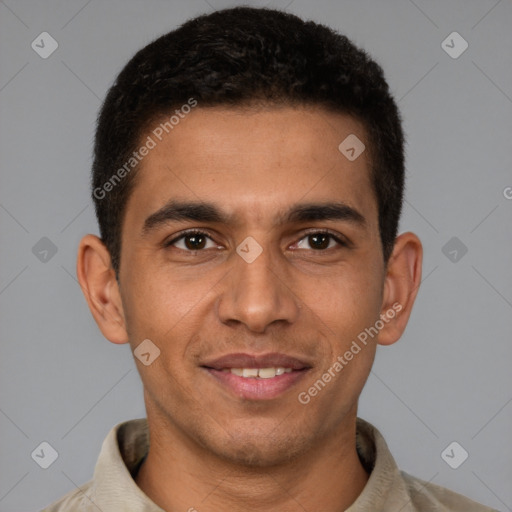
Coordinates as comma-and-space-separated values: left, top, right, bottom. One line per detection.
220, 367, 294, 378
201, 352, 312, 400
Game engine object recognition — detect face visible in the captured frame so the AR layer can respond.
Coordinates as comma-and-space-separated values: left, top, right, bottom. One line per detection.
117, 106, 388, 466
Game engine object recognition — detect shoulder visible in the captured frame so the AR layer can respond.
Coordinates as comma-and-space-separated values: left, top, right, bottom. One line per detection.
40, 480, 95, 511
400, 471, 499, 512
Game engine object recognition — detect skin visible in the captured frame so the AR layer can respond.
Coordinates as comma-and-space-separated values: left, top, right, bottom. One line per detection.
77, 106, 422, 512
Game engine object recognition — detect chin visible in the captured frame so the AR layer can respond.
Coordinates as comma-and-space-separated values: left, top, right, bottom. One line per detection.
199, 423, 312, 468
219, 441, 307, 468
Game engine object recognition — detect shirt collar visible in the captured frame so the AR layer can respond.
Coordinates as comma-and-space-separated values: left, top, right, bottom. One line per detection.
88, 417, 408, 511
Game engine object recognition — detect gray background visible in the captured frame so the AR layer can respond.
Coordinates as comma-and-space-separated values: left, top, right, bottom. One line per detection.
0, 0, 511, 510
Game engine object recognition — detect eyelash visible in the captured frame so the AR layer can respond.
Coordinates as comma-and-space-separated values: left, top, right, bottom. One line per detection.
163, 229, 348, 251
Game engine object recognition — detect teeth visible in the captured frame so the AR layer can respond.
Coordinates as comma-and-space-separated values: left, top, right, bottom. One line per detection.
242, 368, 259, 378
258, 368, 277, 379
227, 367, 293, 378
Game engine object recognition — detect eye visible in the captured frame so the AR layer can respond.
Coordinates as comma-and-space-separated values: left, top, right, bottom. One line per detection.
294, 231, 347, 251
164, 230, 218, 251
164, 229, 348, 253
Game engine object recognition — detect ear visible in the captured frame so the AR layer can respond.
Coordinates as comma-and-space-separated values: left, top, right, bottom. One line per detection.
76, 234, 129, 344
377, 232, 423, 346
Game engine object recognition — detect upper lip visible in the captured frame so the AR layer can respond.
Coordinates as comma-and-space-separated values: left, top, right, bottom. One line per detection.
201, 352, 311, 371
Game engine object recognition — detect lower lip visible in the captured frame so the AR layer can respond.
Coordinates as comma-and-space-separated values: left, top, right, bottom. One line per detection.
204, 368, 309, 400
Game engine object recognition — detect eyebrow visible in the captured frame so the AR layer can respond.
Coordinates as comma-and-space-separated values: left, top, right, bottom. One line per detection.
141, 200, 366, 235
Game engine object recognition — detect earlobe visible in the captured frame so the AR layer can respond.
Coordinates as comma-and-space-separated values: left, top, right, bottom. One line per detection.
378, 232, 423, 346
76, 234, 129, 344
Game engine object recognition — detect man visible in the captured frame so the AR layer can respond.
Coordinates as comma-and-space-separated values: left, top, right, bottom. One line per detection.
42, 6, 497, 512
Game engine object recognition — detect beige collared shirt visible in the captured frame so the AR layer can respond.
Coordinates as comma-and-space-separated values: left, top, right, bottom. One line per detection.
41, 417, 498, 511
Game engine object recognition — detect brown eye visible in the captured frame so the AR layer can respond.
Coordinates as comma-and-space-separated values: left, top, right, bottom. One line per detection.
295, 231, 346, 251
165, 230, 217, 251
308, 233, 330, 250
183, 233, 207, 250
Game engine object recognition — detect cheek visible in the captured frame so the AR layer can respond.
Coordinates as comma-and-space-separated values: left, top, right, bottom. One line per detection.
120, 254, 212, 338
307, 261, 383, 337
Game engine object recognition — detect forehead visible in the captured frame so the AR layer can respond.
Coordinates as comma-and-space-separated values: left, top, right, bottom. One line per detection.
124, 106, 377, 230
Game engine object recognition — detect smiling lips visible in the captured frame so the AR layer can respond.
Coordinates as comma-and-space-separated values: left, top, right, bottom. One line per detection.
202, 352, 311, 400
226, 367, 293, 378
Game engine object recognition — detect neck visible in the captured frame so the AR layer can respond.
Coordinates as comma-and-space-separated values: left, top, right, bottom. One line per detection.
135, 411, 369, 512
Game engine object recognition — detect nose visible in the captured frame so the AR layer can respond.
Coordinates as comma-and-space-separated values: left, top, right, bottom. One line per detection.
216, 242, 301, 333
